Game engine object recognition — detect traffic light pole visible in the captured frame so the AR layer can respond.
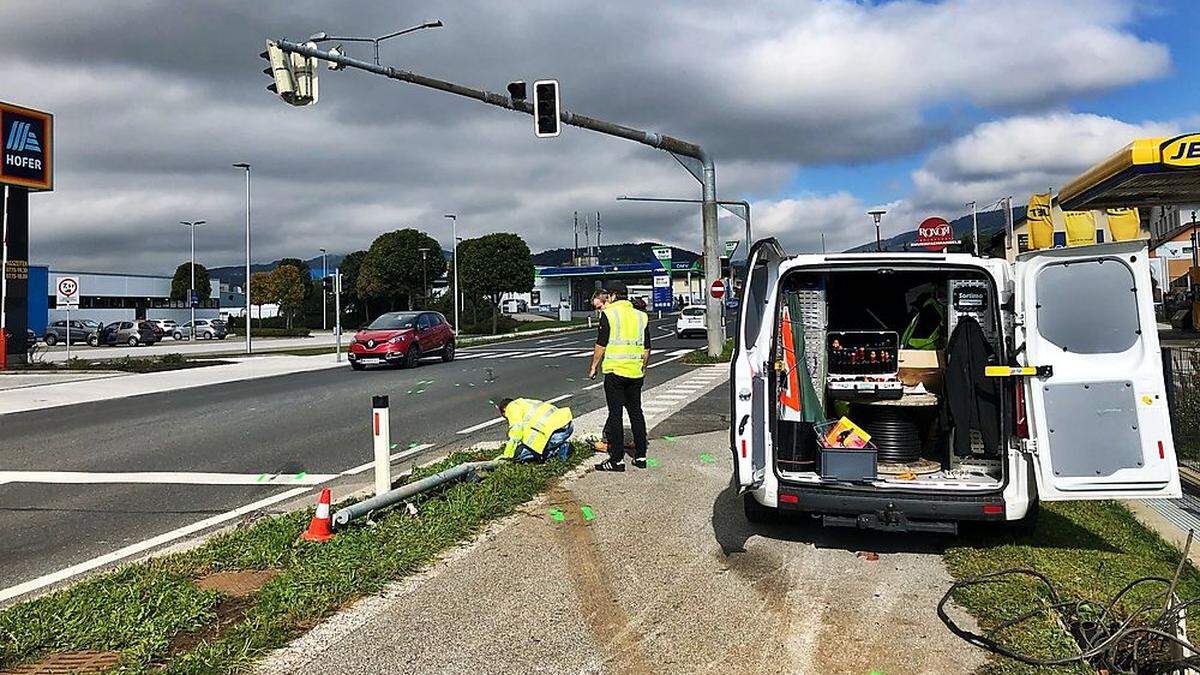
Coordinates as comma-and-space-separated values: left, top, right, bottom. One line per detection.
274, 39, 725, 356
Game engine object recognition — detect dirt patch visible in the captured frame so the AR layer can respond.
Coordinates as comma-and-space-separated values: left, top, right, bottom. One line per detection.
547, 486, 653, 673
195, 569, 281, 597
1, 650, 122, 674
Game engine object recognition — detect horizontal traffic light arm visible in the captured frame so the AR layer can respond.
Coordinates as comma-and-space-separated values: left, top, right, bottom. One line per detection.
274, 39, 707, 163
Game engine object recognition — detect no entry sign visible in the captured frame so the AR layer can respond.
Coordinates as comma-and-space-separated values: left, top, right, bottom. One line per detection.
710, 279, 726, 299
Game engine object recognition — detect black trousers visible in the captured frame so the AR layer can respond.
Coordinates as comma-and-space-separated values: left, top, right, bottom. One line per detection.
603, 372, 646, 462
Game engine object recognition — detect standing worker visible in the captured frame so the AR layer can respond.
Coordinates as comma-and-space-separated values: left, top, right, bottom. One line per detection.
588, 284, 651, 471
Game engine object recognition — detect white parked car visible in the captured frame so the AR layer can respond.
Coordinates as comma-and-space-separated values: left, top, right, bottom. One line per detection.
675, 305, 706, 338
173, 319, 228, 341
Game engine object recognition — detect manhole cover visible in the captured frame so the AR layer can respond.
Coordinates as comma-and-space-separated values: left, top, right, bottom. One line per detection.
195, 569, 280, 597
3, 650, 122, 674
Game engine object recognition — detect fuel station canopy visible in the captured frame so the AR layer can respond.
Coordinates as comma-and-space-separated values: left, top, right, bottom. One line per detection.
1059, 133, 1200, 211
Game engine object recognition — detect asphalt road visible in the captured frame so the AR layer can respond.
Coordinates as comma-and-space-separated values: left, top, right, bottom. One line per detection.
0, 318, 700, 602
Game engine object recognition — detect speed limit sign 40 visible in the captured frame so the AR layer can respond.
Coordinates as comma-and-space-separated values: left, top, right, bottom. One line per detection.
56, 276, 80, 307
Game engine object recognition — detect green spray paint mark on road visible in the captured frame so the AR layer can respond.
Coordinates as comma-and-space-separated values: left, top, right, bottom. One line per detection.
699, 454, 715, 464
662, 435, 676, 441
390, 443, 399, 450
549, 508, 565, 522
256, 473, 267, 482
646, 458, 660, 468
294, 471, 307, 481
581, 506, 595, 521
408, 442, 418, 449
455, 383, 461, 387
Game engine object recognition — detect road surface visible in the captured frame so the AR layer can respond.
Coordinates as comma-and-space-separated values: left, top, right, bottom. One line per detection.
0, 319, 701, 603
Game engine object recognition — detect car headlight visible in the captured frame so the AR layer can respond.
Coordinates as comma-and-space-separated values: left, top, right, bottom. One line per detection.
388, 334, 406, 344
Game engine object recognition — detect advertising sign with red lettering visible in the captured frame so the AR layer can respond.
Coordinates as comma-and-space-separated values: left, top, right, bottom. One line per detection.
916, 217, 954, 251
0, 101, 53, 191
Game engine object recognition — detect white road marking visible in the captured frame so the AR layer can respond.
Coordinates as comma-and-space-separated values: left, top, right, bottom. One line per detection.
340, 443, 436, 476
537, 337, 573, 345
482, 352, 512, 359
569, 350, 595, 357
646, 354, 689, 369
454, 395, 573, 435
666, 348, 693, 356
455, 352, 492, 360
0, 471, 338, 486
0, 486, 311, 604
511, 351, 549, 358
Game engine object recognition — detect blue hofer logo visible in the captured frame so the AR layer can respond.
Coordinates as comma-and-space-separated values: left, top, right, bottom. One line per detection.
5, 120, 41, 153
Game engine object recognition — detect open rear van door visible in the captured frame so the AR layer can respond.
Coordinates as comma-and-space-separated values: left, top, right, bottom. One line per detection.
731, 238, 786, 491
1016, 242, 1180, 500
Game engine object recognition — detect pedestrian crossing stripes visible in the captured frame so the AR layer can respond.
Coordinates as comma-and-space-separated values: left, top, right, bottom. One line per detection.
456, 348, 692, 361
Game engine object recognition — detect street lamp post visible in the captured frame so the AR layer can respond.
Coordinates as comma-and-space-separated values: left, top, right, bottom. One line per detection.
320, 248, 327, 331
418, 247, 430, 303
868, 210, 886, 252
965, 201, 980, 256
232, 163, 251, 354
444, 214, 458, 331
180, 220, 206, 340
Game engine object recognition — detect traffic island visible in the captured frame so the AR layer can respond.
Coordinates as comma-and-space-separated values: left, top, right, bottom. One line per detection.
0, 445, 589, 673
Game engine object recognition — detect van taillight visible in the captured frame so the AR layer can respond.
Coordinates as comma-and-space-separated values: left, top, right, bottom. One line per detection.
1014, 376, 1029, 439
779, 493, 798, 504
982, 504, 1003, 515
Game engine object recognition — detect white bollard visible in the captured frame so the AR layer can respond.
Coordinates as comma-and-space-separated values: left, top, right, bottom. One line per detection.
372, 395, 392, 497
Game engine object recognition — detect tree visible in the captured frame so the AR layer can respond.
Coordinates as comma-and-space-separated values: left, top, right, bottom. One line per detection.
338, 249, 369, 322
248, 271, 274, 328
357, 229, 446, 311
269, 265, 308, 328
170, 262, 211, 302
457, 233, 534, 334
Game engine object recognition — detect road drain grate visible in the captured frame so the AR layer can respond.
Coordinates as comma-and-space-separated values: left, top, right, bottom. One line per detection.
3, 650, 122, 674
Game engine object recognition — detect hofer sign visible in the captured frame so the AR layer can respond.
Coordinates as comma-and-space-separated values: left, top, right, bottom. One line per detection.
0, 101, 53, 191
916, 217, 955, 251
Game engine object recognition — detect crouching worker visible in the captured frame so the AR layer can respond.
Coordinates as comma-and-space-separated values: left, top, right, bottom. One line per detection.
496, 397, 574, 463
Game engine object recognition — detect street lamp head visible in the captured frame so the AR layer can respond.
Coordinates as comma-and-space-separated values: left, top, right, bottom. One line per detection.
232, 162, 251, 169
867, 209, 886, 224
308, 31, 329, 42
443, 214, 456, 220
424, 20, 444, 29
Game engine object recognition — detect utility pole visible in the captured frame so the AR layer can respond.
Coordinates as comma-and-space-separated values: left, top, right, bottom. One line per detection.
821, 232, 826, 254
232, 163, 252, 354
320, 248, 328, 330
180, 220, 205, 339
334, 268, 343, 362
966, 201, 979, 256
596, 211, 602, 258
272, 38, 725, 355
573, 211, 579, 264
444, 214, 458, 331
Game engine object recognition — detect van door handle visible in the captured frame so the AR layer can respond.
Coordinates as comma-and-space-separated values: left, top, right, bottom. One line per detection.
738, 414, 749, 435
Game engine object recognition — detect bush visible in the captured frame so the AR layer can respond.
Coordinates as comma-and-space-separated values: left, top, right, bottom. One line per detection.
249, 328, 311, 338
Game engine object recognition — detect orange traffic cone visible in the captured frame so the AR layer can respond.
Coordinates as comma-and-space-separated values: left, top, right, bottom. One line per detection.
301, 488, 333, 542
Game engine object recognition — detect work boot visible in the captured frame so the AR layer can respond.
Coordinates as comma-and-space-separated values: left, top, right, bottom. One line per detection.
594, 459, 626, 472
632, 455, 648, 469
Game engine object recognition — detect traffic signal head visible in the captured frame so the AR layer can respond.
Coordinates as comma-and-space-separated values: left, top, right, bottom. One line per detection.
322, 276, 333, 292
260, 40, 318, 106
532, 79, 559, 138
507, 81, 527, 102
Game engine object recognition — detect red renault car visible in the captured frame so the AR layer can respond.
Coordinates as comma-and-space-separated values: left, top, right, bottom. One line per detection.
348, 311, 455, 370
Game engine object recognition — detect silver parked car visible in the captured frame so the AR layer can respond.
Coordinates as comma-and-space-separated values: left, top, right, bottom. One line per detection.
173, 319, 228, 341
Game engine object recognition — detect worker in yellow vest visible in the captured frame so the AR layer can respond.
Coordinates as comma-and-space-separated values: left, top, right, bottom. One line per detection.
588, 284, 651, 471
496, 397, 575, 462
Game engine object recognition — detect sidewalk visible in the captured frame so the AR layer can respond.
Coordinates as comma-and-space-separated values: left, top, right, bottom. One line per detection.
0, 354, 344, 416
261, 428, 982, 674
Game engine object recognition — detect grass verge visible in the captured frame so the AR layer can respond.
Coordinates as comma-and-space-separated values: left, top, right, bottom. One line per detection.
15, 353, 230, 373
944, 501, 1200, 674
0, 445, 588, 672
511, 319, 588, 332
682, 338, 734, 364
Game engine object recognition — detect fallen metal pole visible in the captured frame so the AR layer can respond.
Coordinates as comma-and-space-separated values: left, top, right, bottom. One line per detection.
331, 459, 500, 528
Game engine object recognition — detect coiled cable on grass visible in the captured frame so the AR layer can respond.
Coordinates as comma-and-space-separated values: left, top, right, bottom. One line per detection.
938, 531, 1199, 674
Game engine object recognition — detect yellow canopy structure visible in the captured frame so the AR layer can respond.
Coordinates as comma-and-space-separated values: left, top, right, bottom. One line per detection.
1059, 133, 1200, 210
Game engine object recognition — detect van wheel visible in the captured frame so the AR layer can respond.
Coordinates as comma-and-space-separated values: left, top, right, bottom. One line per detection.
742, 493, 777, 524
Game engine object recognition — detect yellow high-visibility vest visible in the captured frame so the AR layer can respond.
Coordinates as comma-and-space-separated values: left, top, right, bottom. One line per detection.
501, 398, 573, 458
601, 300, 647, 378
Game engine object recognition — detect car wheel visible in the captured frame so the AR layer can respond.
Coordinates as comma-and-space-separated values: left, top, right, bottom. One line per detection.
127, 336, 139, 347
173, 332, 183, 341
87, 335, 98, 347
45, 334, 57, 346
351, 361, 366, 371
404, 346, 421, 368
742, 492, 777, 524
441, 340, 455, 362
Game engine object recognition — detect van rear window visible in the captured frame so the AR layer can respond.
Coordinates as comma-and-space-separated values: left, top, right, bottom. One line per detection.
1035, 258, 1139, 354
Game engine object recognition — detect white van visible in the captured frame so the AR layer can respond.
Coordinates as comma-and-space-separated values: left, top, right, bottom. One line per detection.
732, 239, 1180, 533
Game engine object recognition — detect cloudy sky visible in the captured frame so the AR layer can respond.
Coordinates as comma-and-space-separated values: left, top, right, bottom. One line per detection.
2, 0, 1197, 274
